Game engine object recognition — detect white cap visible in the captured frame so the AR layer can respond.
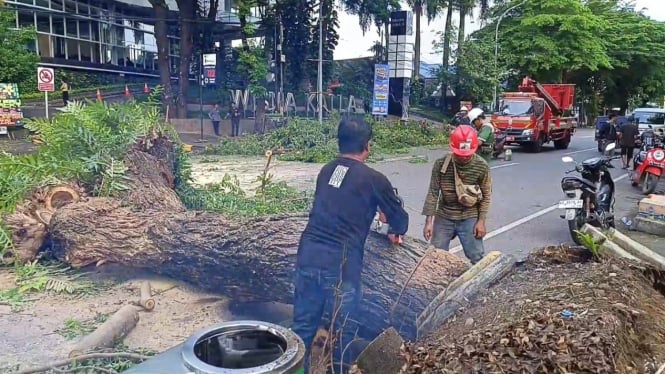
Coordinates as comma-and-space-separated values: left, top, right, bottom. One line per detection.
460, 106, 469, 112
468, 108, 485, 123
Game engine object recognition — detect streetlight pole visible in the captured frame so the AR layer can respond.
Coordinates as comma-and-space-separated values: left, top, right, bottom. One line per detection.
318, 2, 323, 125
492, 0, 526, 112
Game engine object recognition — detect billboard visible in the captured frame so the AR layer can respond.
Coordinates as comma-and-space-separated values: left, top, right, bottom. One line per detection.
202, 53, 216, 85
372, 64, 390, 116
0, 83, 23, 129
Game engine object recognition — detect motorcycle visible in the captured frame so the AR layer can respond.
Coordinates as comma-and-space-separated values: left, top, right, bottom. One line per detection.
559, 142, 619, 245
631, 136, 665, 195
492, 127, 507, 159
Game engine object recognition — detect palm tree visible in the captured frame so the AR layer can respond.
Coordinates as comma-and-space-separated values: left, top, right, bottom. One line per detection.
407, 0, 442, 80
457, 0, 490, 57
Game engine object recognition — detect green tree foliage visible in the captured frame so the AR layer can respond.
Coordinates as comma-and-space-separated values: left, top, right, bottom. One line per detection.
0, 7, 39, 92
280, 0, 314, 90
308, 0, 339, 87
454, 0, 665, 110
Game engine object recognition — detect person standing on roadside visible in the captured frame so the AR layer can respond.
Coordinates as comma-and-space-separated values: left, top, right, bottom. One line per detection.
604, 114, 619, 154
617, 117, 639, 169
208, 103, 222, 136
421, 126, 492, 264
292, 118, 409, 373
60, 79, 70, 106
228, 103, 241, 137
469, 108, 494, 163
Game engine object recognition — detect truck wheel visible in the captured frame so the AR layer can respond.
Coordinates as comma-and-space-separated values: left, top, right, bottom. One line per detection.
554, 135, 571, 150
526, 135, 544, 153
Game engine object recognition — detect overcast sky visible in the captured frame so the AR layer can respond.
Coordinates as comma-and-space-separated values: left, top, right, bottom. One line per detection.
334, 0, 665, 63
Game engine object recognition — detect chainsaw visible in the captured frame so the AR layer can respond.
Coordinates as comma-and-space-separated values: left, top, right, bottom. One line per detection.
370, 188, 404, 244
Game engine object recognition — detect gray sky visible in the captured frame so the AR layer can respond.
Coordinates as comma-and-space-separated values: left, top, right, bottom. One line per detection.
334, 0, 665, 63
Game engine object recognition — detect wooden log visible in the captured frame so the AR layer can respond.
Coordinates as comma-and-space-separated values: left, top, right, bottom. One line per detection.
139, 281, 155, 311
49, 199, 469, 340
69, 304, 140, 358
417, 252, 516, 338
355, 327, 405, 374
580, 224, 642, 262
608, 227, 665, 269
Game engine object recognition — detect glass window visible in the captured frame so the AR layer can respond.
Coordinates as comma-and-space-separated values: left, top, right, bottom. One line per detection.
114, 26, 125, 46
79, 20, 91, 39
35, 0, 49, 8
65, 0, 76, 14
51, 0, 65, 10
101, 44, 111, 64
79, 40, 94, 62
37, 33, 52, 57
91, 42, 100, 63
18, 11, 34, 28
145, 52, 156, 70
66, 39, 79, 61
17, 0, 34, 4
66, 18, 77, 37
36, 14, 50, 33
52, 16, 64, 35
53, 36, 66, 58
79, 4, 90, 15
91, 21, 99, 40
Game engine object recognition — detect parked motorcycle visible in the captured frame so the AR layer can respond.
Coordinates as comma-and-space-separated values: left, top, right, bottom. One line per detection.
559, 142, 619, 245
631, 136, 665, 195
492, 127, 507, 159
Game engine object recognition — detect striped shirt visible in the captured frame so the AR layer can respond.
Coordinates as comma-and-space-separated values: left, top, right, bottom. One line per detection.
421, 154, 492, 220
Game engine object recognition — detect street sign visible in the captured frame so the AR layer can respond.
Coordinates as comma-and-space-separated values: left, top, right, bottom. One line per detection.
37, 67, 55, 92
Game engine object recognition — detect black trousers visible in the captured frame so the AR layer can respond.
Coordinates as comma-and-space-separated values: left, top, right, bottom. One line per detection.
62, 91, 69, 106
231, 120, 240, 137
211, 121, 220, 136
621, 145, 634, 166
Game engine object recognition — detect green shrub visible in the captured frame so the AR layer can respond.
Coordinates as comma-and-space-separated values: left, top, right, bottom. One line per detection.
205, 115, 449, 163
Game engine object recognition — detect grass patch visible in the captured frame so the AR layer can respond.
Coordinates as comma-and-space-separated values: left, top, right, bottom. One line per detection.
59, 313, 110, 340
203, 115, 449, 163
0, 261, 99, 311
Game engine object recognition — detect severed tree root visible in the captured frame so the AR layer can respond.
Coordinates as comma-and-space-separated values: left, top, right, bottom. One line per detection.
14, 352, 150, 374
69, 305, 140, 358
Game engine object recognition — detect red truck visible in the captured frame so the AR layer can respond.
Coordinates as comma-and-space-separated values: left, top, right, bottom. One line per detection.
491, 77, 576, 152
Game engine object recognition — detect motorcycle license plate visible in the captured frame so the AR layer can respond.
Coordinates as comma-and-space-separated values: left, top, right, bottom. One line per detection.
558, 199, 584, 209
506, 136, 515, 141
565, 209, 577, 220
0, 126, 7, 135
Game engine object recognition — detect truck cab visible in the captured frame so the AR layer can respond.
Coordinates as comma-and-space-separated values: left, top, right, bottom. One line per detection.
491, 77, 576, 152
0, 83, 25, 138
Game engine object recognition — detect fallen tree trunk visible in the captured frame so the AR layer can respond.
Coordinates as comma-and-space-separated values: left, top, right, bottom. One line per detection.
6, 135, 469, 340
49, 199, 468, 339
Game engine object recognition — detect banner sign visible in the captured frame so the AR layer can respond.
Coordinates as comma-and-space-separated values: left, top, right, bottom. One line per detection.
372, 64, 390, 115
0, 83, 23, 128
202, 53, 216, 85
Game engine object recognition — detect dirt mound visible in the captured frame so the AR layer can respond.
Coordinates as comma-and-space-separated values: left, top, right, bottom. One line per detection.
401, 246, 665, 373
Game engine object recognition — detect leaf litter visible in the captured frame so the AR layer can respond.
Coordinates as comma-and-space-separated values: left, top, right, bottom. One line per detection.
400, 245, 665, 373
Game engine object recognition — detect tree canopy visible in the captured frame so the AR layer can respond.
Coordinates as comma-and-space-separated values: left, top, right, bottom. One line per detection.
453, 0, 665, 112
0, 7, 39, 92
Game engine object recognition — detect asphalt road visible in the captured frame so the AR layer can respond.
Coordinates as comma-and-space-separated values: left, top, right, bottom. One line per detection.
372, 128, 664, 260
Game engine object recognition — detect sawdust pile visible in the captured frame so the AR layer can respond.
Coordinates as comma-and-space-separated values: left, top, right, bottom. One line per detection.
401, 246, 665, 373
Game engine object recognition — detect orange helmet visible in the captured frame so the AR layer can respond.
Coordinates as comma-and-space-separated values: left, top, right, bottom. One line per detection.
450, 125, 479, 157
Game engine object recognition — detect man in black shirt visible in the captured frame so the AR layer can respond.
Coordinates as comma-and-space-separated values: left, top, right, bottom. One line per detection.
292, 118, 409, 373
618, 119, 639, 169
604, 114, 619, 154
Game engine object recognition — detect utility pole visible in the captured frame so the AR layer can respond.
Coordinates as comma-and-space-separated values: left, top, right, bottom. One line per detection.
317, 1, 323, 125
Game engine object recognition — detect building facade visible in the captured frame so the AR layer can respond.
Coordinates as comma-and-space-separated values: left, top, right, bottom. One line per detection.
5, 0, 243, 78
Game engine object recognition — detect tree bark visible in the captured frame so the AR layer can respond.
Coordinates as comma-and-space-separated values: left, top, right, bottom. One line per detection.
11, 136, 469, 340
413, 3, 422, 80
441, 0, 453, 70
148, 0, 174, 108
457, 4, 466, 57
176, 0, 197, 119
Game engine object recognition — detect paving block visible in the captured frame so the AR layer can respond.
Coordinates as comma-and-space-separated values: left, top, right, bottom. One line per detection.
634, 216, 665, 237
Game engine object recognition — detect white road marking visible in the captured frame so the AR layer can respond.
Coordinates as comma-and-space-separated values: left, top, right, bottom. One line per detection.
580, 135, 595, 138
449, 172, 630, 253
563, 147, 597, 155
491, 162, 519, 169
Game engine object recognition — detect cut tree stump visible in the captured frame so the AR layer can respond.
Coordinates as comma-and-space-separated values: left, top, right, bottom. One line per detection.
417, 251, 516, 337
139, 281, 155, 311
355, 327, 405, 374
69, 304, 140, 358
6, 135, 470, 340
